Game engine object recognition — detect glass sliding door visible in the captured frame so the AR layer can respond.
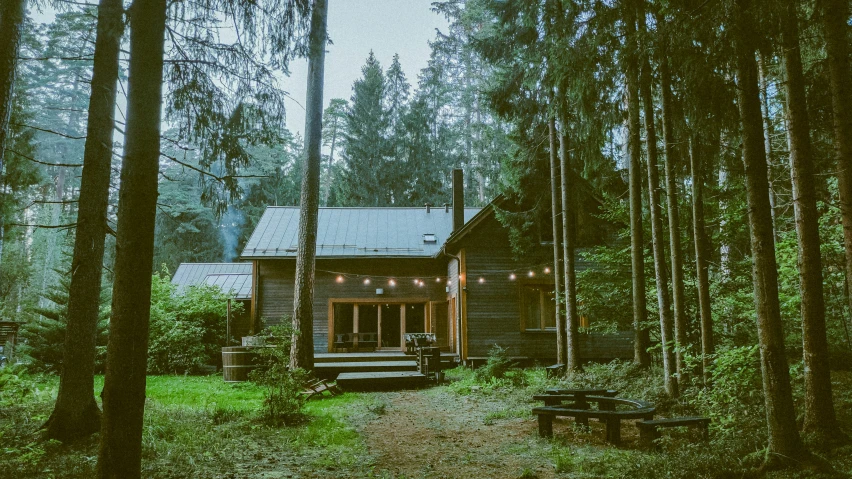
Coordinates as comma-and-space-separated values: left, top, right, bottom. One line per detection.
329, 301, 427, 352
380, 304, 401, 349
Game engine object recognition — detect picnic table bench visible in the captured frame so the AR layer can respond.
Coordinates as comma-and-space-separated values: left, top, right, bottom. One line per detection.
637, 416, 710, 448
535, 389, 618, 407
533, 396, 656, 445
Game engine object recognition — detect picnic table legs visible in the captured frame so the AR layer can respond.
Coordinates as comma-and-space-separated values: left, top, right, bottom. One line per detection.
605, 417, 621, 445
538, 414, 553, 438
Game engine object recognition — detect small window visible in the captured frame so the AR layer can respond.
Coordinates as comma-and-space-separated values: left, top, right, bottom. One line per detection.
423, 233, 437, 244
521, 284, 557, 330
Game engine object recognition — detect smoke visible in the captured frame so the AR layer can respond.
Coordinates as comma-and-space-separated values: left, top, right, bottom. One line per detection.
220, 205, 246, 262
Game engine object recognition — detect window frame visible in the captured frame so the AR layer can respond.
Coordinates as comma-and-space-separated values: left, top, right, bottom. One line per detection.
519, 281, 557, 332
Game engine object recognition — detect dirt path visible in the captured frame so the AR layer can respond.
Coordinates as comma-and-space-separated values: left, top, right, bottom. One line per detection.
362, 389, 557, 479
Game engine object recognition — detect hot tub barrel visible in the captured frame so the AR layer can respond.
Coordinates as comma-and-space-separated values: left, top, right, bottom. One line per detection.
221, 346, 259, 382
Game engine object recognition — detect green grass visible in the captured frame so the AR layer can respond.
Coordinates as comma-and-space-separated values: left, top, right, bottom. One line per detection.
0, 372, 376, 479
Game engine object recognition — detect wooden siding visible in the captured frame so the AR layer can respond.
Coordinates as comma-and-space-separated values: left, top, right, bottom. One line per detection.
454, 211, 603, 360
256, 258, 447, 353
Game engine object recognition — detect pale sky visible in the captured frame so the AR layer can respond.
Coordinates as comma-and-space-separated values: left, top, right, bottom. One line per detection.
30, 1, 450, 138
283, 1, 449, 137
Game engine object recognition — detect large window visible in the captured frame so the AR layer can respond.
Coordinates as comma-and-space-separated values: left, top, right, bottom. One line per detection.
521, 284, 556, 331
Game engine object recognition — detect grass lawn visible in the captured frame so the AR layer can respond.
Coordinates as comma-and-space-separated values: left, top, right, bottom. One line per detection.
0, 373, 379, 479
2, 365, 851, 479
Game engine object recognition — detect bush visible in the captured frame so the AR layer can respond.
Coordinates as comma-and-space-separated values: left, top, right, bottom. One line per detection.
147, 268, 241, 374
475, 344, 513, 381
249, 323, 308, 426
694, 345, 765, 438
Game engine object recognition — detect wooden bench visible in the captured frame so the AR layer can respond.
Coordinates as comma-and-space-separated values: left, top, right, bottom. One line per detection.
545, 363, 564, 378
533, 390, 618, 407
334, 333, 378, 351
637, 417, 710, 448
533, 397, 655, 445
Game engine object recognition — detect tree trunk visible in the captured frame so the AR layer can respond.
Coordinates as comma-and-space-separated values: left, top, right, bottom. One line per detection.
290, 0, 328, 371
45, 0, 123, 442
640, 47, 678, 398
689, 136, 714, 385
758, 54, 778, 234
781, 0, 842, 445
732, 0, 805, 465
624, 0, 650, 368
823, 0, 852, 403
548, 116, 566, 367
95, 0, 167, 476
559, 123, 580, 372
657, 23, 688, 386
0, 0, 26, 200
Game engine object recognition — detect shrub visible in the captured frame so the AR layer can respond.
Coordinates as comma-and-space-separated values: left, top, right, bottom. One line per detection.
249, 323, 308, 426
475, 344, 513, 381
147, 268, 241, 374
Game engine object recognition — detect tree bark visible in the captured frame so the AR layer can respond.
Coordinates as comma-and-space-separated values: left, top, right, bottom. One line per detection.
640, 44, 678, 397
0, 0, 26, 192
559, 122, 580, 372
95, 0, 167, 476
758, 55, 778, 234
657, 19, 688, 386
548, 116, 566, 367
689, 136, 714, 385
45, 0, 123, 443
624, 0, 650, 368
291, 0, 328, 370
823, 0, 852, 409
732, 0, 805, 464
780, 0, 842, 445
0, 0, 26, 250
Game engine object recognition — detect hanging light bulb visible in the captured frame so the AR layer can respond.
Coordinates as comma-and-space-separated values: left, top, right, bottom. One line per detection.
544, 267, 551, 274
528, 271, 535, 277
436, 277, 441, 282
363, 278, 371, 285
336, 275, 344, 283
389, 279, 396, 287
478, 277, 485, 284
509, 273, 516, 280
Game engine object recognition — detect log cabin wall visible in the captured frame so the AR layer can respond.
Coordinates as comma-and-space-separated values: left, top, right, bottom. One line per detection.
256, 257, 446, 353
452, 212, 603, 361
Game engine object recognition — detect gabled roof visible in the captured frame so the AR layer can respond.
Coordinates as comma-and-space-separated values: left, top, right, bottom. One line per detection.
171, 263, 253, 299
241, 206, 482, 259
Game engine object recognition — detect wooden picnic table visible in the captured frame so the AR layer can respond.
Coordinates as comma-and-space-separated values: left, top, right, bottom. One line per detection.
533, 396, 656, 445
544, 388, 612, 409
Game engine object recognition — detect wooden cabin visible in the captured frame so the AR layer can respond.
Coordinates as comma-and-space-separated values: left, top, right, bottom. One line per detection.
240, 170, 632, 365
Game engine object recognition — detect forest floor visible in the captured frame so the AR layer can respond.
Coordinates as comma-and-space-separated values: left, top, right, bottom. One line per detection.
2, 367, 852, 479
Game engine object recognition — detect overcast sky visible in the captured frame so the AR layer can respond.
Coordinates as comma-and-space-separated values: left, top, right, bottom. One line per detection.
281, 1, 449, 137
31, 1, 449, 138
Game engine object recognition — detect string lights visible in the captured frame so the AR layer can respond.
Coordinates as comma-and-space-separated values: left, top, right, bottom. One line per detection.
320, 264, 555, 286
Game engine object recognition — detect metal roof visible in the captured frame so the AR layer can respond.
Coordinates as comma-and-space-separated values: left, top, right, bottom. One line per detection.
241, 207, 482, 258
171, 263, 253, 298
203, 273, 252, 300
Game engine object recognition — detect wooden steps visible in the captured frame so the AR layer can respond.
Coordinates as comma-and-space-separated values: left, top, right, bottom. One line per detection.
314, 360, 418, 377
313, 352, 457, 381
336, 371, 428, 391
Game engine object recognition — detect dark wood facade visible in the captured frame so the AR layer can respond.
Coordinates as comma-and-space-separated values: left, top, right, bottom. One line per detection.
253, 258, 449, 353
251, 205, 632, 362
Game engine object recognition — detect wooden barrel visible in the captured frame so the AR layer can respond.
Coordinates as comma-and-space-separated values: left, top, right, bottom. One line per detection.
222, 346, 259, 382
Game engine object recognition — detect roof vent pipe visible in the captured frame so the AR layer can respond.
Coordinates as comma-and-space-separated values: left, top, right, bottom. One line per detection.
452, 169, 464, 232
425, 203, 432, 213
